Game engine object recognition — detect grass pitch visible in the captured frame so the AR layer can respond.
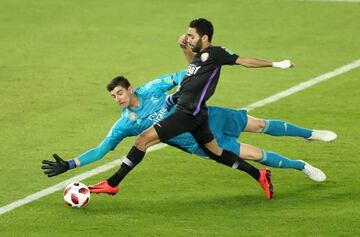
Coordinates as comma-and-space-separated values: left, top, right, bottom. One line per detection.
0, 0, 359, 236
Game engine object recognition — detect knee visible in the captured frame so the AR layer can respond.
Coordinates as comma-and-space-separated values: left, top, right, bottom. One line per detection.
206, 146, 222, 156
203, 143, 223, 157
135, 133, 151, 150
246, 117, 266, 133
240, 147, 263, 161
199, 144, 222, 159
257, 119, 266, 132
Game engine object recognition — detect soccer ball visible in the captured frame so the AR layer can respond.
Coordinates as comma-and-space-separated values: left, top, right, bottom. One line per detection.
63, 182, 90, 208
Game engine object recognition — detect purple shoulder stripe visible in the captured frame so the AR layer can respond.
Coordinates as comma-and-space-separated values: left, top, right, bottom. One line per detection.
192, 66, 220, 116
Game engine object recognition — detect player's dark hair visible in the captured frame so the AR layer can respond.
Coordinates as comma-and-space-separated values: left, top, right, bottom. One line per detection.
189, 18, 214, 42
107, 76, 131, 91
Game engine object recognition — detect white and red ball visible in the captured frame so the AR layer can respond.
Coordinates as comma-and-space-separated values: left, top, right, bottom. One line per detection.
63, 182, 90, 208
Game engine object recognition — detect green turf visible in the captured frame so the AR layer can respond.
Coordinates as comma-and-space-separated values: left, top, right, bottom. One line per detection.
0, 0, 359, 236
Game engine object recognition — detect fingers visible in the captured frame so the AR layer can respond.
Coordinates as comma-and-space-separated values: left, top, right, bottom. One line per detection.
178, 34, 186, 42
46, 171, 57, 177
42, 154, 63, 177
43, 167, 59, 177
42, 160, 55, 165
178, 34, 188, 48
43, 169, 54, 175
43, 168, 57, 177
41, 165, 53, 170
52, 154, 63, 163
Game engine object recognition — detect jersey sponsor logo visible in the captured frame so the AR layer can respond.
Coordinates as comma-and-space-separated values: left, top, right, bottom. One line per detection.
186, 64, 201, 76
148, 107, 168, 124
200, 52, 209, 62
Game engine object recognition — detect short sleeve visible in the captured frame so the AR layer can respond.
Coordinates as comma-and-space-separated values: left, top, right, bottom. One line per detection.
214, 46, 239, 65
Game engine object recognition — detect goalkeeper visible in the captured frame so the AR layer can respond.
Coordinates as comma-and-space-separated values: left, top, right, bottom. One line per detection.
42, 69, 336, 191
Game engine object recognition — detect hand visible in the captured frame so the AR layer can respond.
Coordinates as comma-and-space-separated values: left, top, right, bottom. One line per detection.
178, 34, 188, 49
41, 154, 69, 177
272, 60, 294, 69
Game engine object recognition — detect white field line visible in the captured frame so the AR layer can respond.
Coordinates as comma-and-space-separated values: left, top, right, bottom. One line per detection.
1, 59, 359, 216
245, 59, 360, 111
299, 0, 360, 2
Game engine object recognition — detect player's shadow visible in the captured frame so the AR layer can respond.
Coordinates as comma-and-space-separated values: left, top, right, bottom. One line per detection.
87, 182, 338, 215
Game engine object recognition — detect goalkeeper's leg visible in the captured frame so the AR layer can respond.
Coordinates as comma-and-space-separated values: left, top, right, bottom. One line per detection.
245, 116, 336, 141
89, 127, 160, 195
221, 141, 326, 182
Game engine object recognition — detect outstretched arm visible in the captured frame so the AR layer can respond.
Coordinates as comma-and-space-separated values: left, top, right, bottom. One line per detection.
75, 138, 115, 166
41, 139, 117, 177
42, 120, 128, 177
236, 57, 294, 69
178, 34, 195, 63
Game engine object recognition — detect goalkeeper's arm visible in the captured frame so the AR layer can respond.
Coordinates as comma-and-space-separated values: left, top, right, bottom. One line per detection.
41, 139, 115, 177
164, 93, 178, 111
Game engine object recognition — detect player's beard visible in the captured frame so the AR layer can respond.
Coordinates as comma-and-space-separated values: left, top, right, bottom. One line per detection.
190, 40, 202, 53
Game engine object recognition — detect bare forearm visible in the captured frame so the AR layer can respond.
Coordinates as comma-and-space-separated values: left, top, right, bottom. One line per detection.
178, 34, 195, 63
236, 57, 294, 69
236, 57, 272, 68
182, 47, 195, 63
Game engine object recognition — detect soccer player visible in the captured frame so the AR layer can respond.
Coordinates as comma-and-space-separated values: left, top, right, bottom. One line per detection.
42, 19, 334, 199
87, 18, 297, 200
41, 70, 335, 185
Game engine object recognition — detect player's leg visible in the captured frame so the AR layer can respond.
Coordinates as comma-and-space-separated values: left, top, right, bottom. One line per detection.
254, 147, 326, 182
90, 112, 192, 193
243, 115, 265, 133
211, 108, 307, 168
106, 126, 161, 187
192, 114, 261, 181
200, 140, 260, 181
245, 115, 312, 137
214, 135, 302, 171
244, 115, 336, 141
240, 143, 305, 170
209, 107, 247, 138
191, 117, 273, 199
239, 142, 326, 182
89, 126, 161, 193
135, 127, 162, 151
214, 135, 326, 182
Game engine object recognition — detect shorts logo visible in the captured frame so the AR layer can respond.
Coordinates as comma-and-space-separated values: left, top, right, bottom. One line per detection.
200, 52, 209, 62
186, 64, 201, 76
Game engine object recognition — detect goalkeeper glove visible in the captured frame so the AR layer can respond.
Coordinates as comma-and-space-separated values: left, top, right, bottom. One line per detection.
41, 154, 76, 177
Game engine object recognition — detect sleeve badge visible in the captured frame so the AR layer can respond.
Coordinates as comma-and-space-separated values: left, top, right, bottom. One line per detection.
201, 52, 209, 62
